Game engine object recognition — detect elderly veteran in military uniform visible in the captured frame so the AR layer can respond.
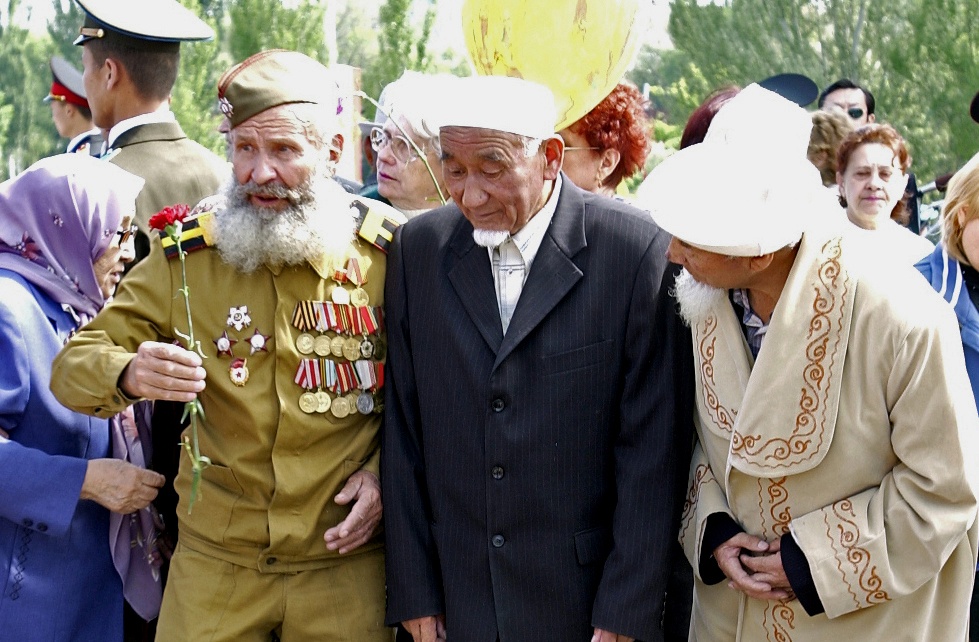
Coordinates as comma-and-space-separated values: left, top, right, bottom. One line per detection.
639, 84, 979, 641
74, 0, 227, 262
44, 55, 103, 156
51, 50, 403, 642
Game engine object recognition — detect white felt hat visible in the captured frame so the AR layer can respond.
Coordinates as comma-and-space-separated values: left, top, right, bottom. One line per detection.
638, 84, 824, 257
439, 75, 557, 139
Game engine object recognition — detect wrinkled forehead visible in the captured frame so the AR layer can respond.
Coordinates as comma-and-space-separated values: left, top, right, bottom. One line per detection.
439, 126, 529, 158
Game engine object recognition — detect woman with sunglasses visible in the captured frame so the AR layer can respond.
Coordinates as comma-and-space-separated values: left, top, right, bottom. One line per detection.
373, 73, 452, 218
836, 123, 934, 263
0, 154, 164, 641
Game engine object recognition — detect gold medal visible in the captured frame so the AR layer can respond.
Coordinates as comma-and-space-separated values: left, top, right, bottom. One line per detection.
346, 393, 360, 411
299, 392, 318, 413
315, 390, 332, 413
296, 333, 315, 354
313, 335, 333, 357
349, 287, 370, 308
330, 395, 351, 419
330, 336, 346, 358
342, 337, 361, 361
331, 286, 350, 305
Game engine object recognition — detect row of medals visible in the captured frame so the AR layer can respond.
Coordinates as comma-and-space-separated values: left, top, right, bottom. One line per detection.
296, 258, 382, 419
295, 335, 383, 419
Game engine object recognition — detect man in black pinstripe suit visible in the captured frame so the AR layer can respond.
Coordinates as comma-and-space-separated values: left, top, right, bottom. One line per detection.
382, 75, 693, 642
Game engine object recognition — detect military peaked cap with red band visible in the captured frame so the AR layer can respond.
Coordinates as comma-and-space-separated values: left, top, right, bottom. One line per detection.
44, 56, 89, 108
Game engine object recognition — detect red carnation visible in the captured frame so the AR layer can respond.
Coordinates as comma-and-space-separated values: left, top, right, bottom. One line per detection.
148, 204, 192, 231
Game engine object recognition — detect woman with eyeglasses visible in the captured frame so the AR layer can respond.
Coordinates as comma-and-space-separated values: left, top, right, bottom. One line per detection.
836, 123, 934, 263
0, 154, 165, 641
557, 81, 651, 196
372, 73, 452, 218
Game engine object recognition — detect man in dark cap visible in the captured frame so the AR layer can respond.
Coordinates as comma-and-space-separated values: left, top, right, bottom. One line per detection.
44, 55, 103, 155
52, 49, 403, 642
74, 0, 227, 262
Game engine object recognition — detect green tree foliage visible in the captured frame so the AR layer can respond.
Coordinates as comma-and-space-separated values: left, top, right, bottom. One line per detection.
0, 20, 58, 177
630, 0, 979, 183
360, 0, 437, 117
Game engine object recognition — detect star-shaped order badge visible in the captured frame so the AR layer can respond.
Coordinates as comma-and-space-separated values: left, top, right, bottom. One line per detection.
227, 306, 251, 331
213, 331, 237, 357
248, 329, 271, 355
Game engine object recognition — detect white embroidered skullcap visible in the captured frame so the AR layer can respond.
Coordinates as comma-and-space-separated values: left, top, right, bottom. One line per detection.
637, 84, 824, 257
439, 75, 557, 139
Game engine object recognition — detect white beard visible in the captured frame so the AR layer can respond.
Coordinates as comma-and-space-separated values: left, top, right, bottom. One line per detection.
213, 172, 356, 273
672, 268, 728, 327
473, 229, 510, 248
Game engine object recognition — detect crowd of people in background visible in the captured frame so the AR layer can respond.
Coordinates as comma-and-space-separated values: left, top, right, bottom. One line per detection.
2, 0, 979, 641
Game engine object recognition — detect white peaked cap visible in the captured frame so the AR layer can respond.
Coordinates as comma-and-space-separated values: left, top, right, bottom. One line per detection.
439, 75, 557, 140
638, 84, 824, 257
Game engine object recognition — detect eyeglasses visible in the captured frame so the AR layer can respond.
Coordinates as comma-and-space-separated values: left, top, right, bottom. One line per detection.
115, 224, 138, 245
370, 127, 420, 164
846, 107, 865, 120
564, 146, 600, 152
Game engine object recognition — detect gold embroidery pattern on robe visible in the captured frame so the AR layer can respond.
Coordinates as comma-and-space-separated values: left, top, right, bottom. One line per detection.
759, 478, 796, 641
757, 477, 792, 538
824, 498, 891, 609
679, 463, 711, 541
698, 315, 736, 434
763, 600, 796, 642
731, 238, 848, 468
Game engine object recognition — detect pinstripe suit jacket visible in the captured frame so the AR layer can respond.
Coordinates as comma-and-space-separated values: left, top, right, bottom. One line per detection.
383, 179, 693, 641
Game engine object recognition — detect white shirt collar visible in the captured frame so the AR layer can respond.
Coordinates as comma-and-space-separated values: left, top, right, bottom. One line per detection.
66, 127, 101, 154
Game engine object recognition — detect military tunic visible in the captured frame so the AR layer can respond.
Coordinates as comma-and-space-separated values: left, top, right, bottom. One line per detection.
51, 196, 400, 636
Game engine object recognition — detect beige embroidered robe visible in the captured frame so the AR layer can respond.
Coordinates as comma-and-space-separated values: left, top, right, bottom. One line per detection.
679, 232, 979, 641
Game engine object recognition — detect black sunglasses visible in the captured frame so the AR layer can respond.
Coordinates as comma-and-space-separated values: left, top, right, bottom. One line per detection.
846, 107, 865, 120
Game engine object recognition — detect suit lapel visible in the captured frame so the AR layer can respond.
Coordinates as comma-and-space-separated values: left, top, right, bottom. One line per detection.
447, 217, 504, 354
494, 180, 586, 367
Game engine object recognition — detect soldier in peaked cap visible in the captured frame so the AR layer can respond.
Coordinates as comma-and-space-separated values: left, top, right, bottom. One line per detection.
73, 0, 227, 263
53, 49, 405, 642
44, 55, 103, 155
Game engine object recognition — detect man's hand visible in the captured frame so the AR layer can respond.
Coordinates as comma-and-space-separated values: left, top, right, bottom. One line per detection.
323, 469, 381, 554
714, 532, 792, 601
120, 341, 206, 402
402, 615, 446, 642
739, 537, 794, 599
80, 458, 165, 514
591, 628, 634, 642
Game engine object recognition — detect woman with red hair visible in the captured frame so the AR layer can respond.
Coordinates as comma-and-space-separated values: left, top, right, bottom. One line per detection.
558, 81, 651, 195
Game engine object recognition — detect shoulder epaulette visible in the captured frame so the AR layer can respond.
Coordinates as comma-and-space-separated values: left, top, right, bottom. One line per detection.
160, 211, 214, 260
353, 198, 406, 254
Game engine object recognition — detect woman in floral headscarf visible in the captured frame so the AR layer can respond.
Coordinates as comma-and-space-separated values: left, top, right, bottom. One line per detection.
0, 154, 165, 641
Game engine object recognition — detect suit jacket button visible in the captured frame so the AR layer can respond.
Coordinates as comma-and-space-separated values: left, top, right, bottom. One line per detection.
37, 523, 48, 532
491, 534, 505, 548
21, 518, 33, 528
491, 398, 505, 412
266, 557, 277, 565
491, 466, 504, 480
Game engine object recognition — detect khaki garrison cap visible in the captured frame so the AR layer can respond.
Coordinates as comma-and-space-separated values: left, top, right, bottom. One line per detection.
217, 50, 341, 129
73, 0, 213, 48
